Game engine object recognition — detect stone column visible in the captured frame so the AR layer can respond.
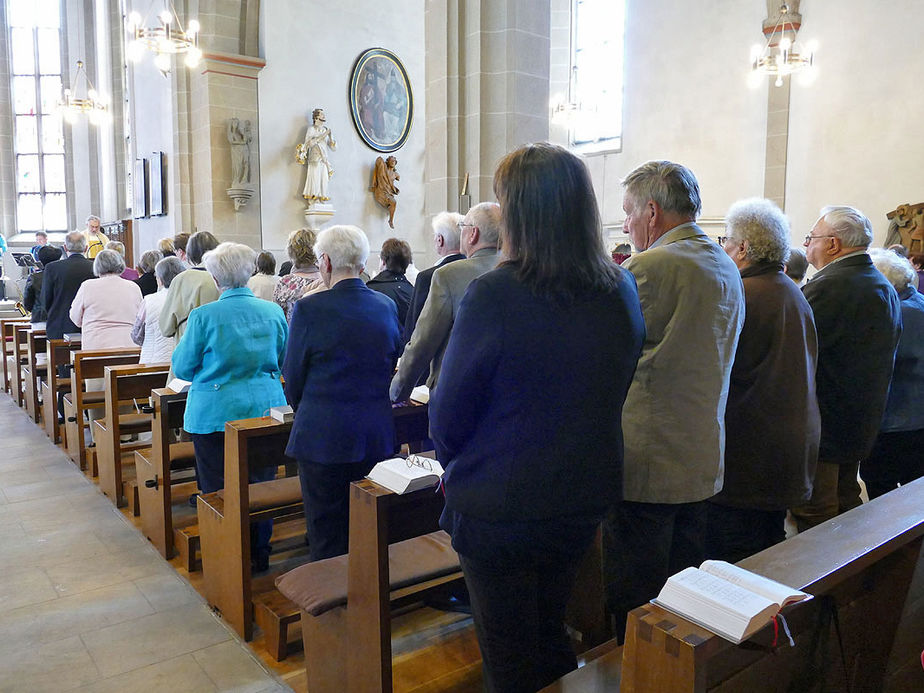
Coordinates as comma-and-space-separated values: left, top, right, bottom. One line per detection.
425, 0, 551, 219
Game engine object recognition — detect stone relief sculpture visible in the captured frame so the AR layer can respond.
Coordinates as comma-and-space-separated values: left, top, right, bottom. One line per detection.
226, 117, 254, 212
296, 108, 336, 205
371, 155, 399, 228
885, 203, 924, 254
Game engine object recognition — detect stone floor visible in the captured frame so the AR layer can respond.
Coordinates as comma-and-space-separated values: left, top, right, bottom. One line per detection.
0, 395, 291, 693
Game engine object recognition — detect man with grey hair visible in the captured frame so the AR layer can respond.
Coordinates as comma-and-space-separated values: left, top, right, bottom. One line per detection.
403, 211, 466, 343
40, 230, 96, 339
791, 206, 901, 530
710, 198, 819, 562
603, 161, 744, 640
83, 214, 108, 259
390, 202, 502, 402
283, 225, 403, 560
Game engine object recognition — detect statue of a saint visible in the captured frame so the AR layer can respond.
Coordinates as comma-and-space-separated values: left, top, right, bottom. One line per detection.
227, 118, 252, 186
371, 155, 399, 228
296, 108, 336, 204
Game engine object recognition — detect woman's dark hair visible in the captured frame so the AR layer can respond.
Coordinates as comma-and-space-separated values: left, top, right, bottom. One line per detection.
256, 251, 276, 275
493, 142, 620, 301
278, 260, 293, 276
186, 231, 219, 265
37, 245, 62, 266
380, 238, 412, 274
173, 232, 190, 253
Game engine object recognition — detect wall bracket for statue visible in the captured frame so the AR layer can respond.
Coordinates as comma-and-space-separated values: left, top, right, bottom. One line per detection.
885, 203, 924, 254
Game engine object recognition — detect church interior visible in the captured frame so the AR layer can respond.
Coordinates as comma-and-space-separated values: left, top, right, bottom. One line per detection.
0, 0, 922, 691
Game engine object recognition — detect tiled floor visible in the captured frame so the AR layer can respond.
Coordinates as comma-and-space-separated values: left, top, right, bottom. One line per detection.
0, 395, 291, 693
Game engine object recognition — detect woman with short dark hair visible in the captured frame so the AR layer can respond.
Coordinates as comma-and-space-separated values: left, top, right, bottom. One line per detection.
159, 231, 220, 342
247, 250, 279, 301
430, 142, 645, 691
367, 238, 413, 325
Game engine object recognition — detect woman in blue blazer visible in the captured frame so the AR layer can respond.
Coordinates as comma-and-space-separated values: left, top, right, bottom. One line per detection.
172, 242, 288, 571
430, 143, 646, 691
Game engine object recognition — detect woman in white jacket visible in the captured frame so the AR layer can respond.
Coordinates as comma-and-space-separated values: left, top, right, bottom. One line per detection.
131, 256, 186, 364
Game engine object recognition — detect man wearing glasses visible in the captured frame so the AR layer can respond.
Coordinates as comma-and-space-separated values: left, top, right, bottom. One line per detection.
790, 206, 901, 531
390, 202, 501, 403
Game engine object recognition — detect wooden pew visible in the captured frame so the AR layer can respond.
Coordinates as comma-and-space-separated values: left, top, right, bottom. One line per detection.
135, 387, 198, 563
1, 316, 29, 397
41, 338, 82, 443
63, 348, 141, 472
10, 322, 34, 407
93, 363, 170, 510
543, 477, 924, 692
22, 325, 47, 424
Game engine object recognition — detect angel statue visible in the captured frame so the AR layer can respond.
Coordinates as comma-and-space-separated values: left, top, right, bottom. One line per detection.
295, 108, 336, 204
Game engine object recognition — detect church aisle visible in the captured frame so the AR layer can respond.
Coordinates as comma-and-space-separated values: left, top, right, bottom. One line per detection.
0, 395, 291, 693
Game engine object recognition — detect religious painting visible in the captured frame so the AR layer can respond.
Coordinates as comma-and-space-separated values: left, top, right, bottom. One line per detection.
133, 157, 149, 219
349, 48, 412, 153
148, 151, 166, 216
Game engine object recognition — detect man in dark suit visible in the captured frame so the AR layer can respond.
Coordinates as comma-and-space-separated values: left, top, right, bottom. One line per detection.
40, 231, 96, 339
791, 205, 902, 531
282, 225, 403, 561
402, 211, 466, 343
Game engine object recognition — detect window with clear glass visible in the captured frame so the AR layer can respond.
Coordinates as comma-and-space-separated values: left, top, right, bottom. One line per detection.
570, 0, 626, 149
7, 0, 67, 232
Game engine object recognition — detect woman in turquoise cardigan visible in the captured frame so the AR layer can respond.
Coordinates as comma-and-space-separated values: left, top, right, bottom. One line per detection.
172, 242, 288, 571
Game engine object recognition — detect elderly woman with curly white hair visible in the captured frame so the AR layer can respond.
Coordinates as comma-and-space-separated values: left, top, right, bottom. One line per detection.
172, 242, 289, 571
69, 248, 143, 350
709, 198, 821, 563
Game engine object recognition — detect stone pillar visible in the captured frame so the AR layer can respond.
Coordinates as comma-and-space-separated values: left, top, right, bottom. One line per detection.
425, 0, 551, 219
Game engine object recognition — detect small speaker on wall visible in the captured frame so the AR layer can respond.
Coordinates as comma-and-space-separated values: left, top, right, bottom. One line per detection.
149, 151, 167, 216
133, 157, 149, 219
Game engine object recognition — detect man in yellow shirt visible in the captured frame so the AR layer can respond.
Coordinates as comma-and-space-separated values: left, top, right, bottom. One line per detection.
83, 215, 109, 259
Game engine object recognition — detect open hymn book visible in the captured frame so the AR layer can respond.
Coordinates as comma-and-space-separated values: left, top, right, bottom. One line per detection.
653, 560, 809, 644
366, 456, 444, 494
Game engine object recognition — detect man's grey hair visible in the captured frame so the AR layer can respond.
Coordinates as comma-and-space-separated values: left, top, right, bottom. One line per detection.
432, 211, 463, 250
138, 249, 163, 274
622, 160, 702, 218
869, 248, 917, 293
65, 230, 88, 253
465, 202, 502, 246
725, 198, 790, 265
154, 256, 185, 289
93, 249, 125, 276
314, 225, 369, 272
203, 242, 256, 290
820, 205, 873, 248
785, 247, 809, 281
105, 240, 126, 256
86, 214, 101, 225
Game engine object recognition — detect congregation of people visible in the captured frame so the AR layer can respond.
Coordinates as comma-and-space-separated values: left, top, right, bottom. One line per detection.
18, 142, 924, 693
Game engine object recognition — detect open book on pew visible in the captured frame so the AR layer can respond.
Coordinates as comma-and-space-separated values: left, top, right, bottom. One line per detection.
652, 560, 809, 644
366, 455, 444, 494
166, 378, 191, 394
409, 385, 430, 404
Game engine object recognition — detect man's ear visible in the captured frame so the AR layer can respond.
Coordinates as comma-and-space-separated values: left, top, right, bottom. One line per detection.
469, 227, 480, 246
646, 200, 660, 229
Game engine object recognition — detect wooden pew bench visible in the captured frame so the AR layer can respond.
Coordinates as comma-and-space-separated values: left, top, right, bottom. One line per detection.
543, 476, 924, 692
1, 316, 29, 397
135, 387, 198, 566
10, 322, 34, 408
63, 348, 140, 472
93, 363, 170, 511
41, 338, 82, 443
276, 479, 463, 692
22, 325, 47, 424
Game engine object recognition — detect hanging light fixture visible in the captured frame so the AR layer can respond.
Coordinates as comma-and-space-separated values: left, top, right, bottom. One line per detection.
749, 4, 815, 87
58, 60, 110, 125
126, 2, 202, 75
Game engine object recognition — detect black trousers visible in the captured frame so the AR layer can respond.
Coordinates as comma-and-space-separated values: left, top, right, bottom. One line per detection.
705, 503, 786, 564
460, 549, 585, 693
190, 431, 274, 562
861, 427, 924, 500
296, 459, 375, 562
603, 499, 707, 642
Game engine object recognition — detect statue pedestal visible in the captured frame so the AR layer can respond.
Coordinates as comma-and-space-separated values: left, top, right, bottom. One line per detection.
227, 186, 254, 212
304, 203, 335, 231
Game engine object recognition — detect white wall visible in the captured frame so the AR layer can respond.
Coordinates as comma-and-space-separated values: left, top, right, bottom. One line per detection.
786, 0, 924, 244
258, 1, 427, 264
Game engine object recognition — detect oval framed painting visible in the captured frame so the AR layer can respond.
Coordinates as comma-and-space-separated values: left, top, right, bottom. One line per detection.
349, 48, 413, 153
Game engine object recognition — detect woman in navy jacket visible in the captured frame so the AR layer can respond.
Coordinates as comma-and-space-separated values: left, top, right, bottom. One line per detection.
430, 143, 646, 692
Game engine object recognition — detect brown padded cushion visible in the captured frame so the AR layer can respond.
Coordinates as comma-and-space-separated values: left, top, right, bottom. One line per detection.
275, 530, 459, 617
214, 475, 302, 512
168, 441, 197, 470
